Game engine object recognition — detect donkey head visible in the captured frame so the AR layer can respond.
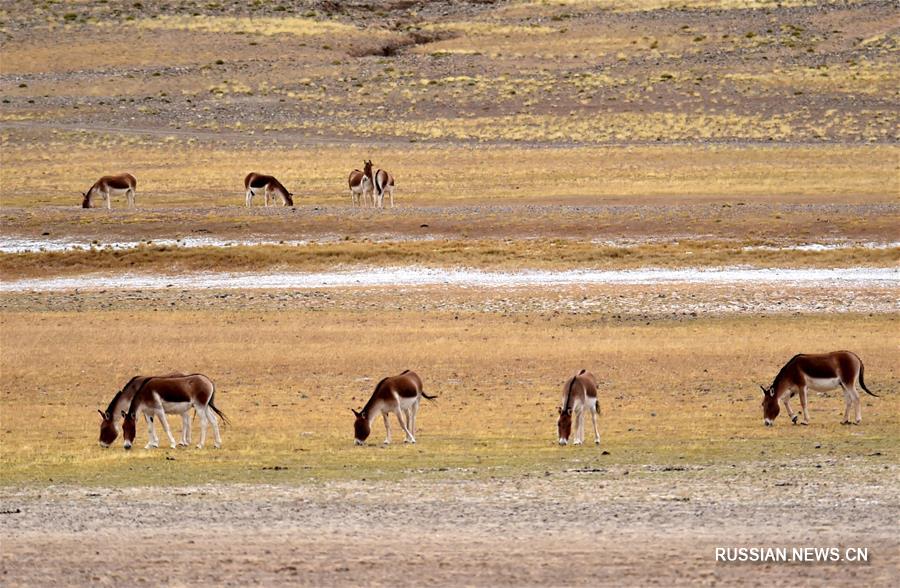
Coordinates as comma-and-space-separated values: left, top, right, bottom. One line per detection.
81, 192, 92, 208
284, 192, 295, 207
98, 409, 117, 447
121, 410, 137, 449
352, 408, 370, 445
760, 384, 779, 426
557, 407, 573, 445
363, 160, 373, 177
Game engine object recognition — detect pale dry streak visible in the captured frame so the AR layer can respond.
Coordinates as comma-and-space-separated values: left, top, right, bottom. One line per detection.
1, 266, 897, 292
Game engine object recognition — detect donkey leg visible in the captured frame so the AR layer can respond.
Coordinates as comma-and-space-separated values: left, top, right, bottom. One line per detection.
396, 408, 415, 443
127, 188, 135, 208
841, 386, 853, 424
850, 387, 862, 424
798, 387, 810, 425
105, 190, 111, 210
179, 412, 190, 446
572, 409, 584, 445
408, 403, 418, 437
206, 406, 222, 448
590, 407, 601, 445
156, 410, 178, 448
197, 405, 209, 449
245, 190, 253, 207
144, 413, 159, 449
382, 412, 392, 445
783, 396, 798, 424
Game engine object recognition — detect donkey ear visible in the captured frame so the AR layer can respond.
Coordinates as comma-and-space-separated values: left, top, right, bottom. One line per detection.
121, 410, 127, 418
759, 385, 768, 394
351, 408, 361, 418
557, 407, 562, 414
566, 408, 573, 415
98, 409, 106, 419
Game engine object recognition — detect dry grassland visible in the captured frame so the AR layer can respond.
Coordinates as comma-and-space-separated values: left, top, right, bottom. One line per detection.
1, 307, 896, 487
2, 138, 897, 207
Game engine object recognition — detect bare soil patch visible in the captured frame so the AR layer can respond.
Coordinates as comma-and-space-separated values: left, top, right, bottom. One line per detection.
2, 467, 898, 586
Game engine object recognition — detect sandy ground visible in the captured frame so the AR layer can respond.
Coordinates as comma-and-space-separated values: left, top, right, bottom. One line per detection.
2, 462, 897, 586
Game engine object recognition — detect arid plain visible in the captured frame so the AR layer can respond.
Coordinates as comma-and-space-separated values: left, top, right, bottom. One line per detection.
1, 1, 898, 586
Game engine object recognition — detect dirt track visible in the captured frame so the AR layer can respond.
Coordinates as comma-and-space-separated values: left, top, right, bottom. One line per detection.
2, 462, 897, 586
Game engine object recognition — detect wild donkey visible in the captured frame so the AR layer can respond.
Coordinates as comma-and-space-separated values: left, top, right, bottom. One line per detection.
373, 167, 395, 208
98, 373, 188, 448
761, 351, 878, 426
351, 370, 436, 445
348, 160, 374, 207
82, 173, 137, 208
244, 172, 294, 206
557, 370, 601, 446
122, 374, 227, 449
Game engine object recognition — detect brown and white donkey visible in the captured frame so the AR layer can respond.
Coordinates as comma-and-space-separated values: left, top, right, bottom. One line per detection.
98, 373, 187, 448
557, 369, 601, 446
82, 173, 137, 208
352, 370, 436, 445
244, 172, 294, 207
122, 374, 228, 450
761, 351, 878, 426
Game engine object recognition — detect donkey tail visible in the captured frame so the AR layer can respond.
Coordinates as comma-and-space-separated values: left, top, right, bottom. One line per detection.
421, 391, 438, 401
858, 361, 878, 397
209, 388, 231, 426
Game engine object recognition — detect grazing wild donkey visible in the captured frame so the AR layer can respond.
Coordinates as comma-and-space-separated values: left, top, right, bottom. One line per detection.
373, 167, 395, 208
348, 160, 374, 207
244, 172, 294, 207
122, 374, 228, 450
761, 351, 878, 426
98, 373, 188, 448
82, 173, 137, 208
351, 370, 436, 445
557, 369, 601, 446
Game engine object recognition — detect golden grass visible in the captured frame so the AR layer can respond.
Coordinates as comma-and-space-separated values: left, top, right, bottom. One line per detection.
517, 0, 858, 11
0, 308, 896, 486
1, 139, 897, 207
1, 240, 898, 281
130, 16, 360, 37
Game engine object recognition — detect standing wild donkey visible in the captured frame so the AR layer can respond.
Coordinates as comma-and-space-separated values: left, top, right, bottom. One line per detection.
82, 173, 137, 208
352, 370, 436, 445
557, 369, 601, 446
122, 374, 227, 449
761, 351, 878, 426
98, 373, 189, 448
348, 160, 374, 207
373, 167, 395, 208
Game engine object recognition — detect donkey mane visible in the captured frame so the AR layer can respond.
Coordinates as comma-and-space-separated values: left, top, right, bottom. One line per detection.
770, 354, 803, 390
105, 375, 142, 415
263, 176, 291, 196
362, 376, 392, 414
562, 375, 577, 412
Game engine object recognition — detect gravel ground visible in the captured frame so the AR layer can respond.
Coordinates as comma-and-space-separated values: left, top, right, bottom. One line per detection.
2, 462, 897, 586
2, 282, 897, 318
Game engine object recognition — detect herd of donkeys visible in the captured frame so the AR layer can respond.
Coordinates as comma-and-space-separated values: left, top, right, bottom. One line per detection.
97, 350, 880, 451
80, 161, 395, 209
